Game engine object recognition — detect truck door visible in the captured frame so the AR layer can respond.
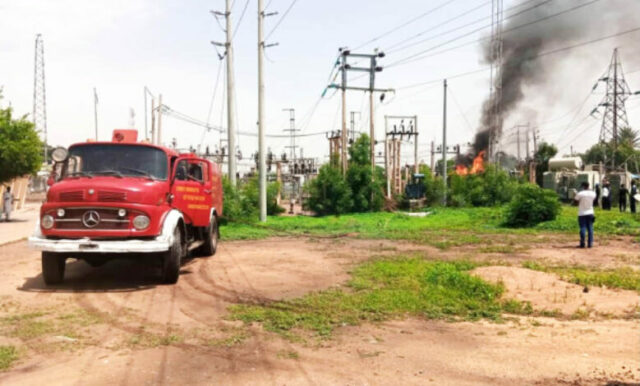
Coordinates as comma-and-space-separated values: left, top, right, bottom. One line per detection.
171, 157, 213, 227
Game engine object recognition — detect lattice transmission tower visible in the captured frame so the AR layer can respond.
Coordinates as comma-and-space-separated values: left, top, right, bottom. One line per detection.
33, 34, 48, 162
487, 0, 504, 162
595, 48, 633, 149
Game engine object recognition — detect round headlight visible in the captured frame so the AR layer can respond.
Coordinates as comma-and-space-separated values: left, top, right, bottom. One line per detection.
118, 209, 127, 217
51, 147, 69, 163
132, 215, 150, 230
56, 208, 65, 217
41, 215, 55, 229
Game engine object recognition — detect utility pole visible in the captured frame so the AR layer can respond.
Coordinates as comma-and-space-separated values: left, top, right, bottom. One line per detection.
144, 86, 154, 140
258, 0, 266, 222
283, 108, 298, 163
157, 94, 163, 145
211, 1, 237, 186
33, 34, 47, 163
442, 79, 448, 206
93, 87, 98, 140
349, 111, 360, 143
151, 98, 156, 144
532, 127, 538, 154
331, 49, 392, 176
430, 141, 435, 171
516, 125, 521, 161
525, 123, 530, 160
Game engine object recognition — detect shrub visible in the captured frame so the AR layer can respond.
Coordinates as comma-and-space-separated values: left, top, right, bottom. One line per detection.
418, 165, 444, 206
305, 162, 353, 216
345, 135, 384, 212
504, 184, 561, 227
221, 175, 283, 223
449, 164, 517, 207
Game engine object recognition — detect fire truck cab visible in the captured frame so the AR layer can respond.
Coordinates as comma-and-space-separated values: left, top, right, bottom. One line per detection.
28, 129, 223, 285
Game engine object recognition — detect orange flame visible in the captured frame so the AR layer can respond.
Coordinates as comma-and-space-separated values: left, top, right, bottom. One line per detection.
455, 165, 469, 176
455, 151, 485, 176
469, 150, 486, 174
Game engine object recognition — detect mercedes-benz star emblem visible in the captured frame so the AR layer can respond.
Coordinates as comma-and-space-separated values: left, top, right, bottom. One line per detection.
82, 210, 100, 228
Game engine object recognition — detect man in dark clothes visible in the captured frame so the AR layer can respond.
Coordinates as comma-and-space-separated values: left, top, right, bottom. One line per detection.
631, 181, 637, 214
602, 181, 611, 210
593, 183, 600, 207
619, 184, 628, 212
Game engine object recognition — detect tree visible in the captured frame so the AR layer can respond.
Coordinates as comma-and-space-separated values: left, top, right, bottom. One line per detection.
345, 134, 384, 212
305, 160, 353, 215
504, 183, 561, 227
618, 127, 640, 148
533, 142, 557, 186
0, 93, 43, 184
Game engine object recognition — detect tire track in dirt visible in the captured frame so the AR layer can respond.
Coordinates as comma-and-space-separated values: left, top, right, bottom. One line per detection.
219, 244, 316, 386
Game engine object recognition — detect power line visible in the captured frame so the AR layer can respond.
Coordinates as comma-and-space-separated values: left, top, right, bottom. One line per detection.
383, 0, 491, 52
387, 0, 602, 68
352, 0, 462, 51
233, 0, 251, 39
386, 0, 550, 55
396, 26, 640, 91
265, 0, 299, 41
447, 85, 475, 135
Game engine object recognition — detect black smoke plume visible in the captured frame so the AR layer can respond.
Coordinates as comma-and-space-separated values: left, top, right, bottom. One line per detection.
474, 0, 640, 157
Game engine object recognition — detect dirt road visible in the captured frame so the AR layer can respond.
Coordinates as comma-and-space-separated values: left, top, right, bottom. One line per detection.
0, 237, 638, 385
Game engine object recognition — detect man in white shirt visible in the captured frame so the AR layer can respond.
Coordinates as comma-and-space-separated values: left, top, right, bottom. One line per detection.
574, 182, 596, 248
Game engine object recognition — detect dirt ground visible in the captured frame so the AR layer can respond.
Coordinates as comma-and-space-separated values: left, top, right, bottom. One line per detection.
0, 236, 638, 385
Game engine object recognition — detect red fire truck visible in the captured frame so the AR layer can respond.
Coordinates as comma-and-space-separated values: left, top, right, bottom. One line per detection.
29, 129, 223, 285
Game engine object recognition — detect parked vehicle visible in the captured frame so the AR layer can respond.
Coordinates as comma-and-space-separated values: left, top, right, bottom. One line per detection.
29, 129, 223, 284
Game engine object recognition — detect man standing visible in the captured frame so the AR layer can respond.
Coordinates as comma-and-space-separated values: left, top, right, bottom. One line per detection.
574, 181, 596, 248
593, 183, 600, 208
631, 181, 637, 214
619, 184, 629, 212
601, 181, 611, 210
2, 187, 14, 222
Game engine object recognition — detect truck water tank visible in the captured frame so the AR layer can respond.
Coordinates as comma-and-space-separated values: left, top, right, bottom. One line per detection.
548, 157, 583, 171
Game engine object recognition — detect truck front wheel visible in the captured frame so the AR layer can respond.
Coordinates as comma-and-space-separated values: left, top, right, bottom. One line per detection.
162, 227, 183, 284
42, 252, 66, 285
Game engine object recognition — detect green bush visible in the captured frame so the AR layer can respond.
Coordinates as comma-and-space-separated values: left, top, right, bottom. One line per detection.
221, 175, 283, 223
449, 164, 517, 207
305, 161, 353, 216
504, 184, 561, 227
345, 135, 384, 212
418, 165, 444, 205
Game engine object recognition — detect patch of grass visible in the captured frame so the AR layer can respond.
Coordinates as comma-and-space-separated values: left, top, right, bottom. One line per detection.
221, 205, 640, 245
522, 261, 640, 292
128, 332, 184, 348
207, 331, 249, 348
570, 308, 590, 320
229, 258, 534, 337
0, 346, 18, 371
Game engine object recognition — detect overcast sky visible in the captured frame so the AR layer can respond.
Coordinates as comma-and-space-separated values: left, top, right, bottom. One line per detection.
1, 0, 639, 169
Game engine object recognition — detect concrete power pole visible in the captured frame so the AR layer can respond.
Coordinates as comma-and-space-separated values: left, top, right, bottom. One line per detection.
442, 79, 448, 206
211, 2, 238, 185
93, 87, 98, 140
33, 34, 47, 163
157, 94, 163, 145
258, 0, 267, 222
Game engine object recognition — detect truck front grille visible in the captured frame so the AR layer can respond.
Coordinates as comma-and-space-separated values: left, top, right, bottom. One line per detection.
98, 191, 127, 202
54, 208, 129, 230
59, 191, 83, 202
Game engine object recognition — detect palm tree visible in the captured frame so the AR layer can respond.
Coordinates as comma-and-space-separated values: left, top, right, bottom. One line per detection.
617, 127, 640, 148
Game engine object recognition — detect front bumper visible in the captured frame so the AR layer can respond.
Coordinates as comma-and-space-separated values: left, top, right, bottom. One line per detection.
28, 235, 170, 253
27, 213, 181, 254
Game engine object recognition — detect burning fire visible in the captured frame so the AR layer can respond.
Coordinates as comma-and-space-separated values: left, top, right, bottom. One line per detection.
455, 151, 486, 176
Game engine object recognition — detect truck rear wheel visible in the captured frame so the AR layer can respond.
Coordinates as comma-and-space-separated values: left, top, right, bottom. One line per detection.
42, 252, 66, 285
196, 215, 219, 257
162, 227, 183, 284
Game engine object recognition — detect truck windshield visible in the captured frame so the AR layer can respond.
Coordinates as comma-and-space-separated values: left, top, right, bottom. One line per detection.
65, 144, 168, 180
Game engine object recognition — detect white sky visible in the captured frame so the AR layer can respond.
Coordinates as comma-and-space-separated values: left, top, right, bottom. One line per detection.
1, 0, 639, 170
